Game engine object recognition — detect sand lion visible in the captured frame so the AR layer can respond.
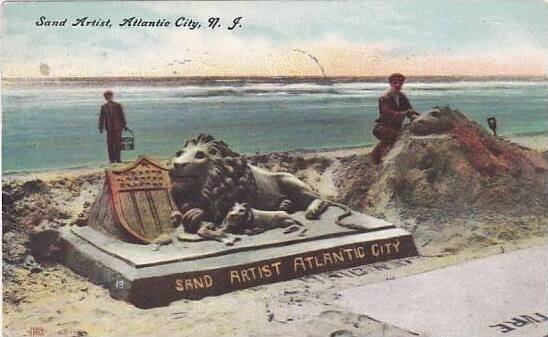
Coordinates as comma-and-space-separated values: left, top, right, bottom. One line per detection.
169, 134, 331, 236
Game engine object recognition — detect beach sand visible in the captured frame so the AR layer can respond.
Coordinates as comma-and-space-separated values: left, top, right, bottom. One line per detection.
2, 134, 547, 337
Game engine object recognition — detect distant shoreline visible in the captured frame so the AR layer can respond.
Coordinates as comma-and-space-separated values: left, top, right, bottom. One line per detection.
3, 75, 547, 86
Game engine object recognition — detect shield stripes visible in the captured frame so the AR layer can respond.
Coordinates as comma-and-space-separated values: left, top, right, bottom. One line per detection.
106, 156, 176, 243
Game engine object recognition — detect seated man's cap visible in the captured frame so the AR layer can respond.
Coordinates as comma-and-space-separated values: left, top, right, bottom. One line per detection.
388, 73, 406, 82
103, 90, 114, 97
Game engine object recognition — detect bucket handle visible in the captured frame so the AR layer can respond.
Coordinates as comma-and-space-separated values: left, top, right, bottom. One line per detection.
123, 128, 134, 137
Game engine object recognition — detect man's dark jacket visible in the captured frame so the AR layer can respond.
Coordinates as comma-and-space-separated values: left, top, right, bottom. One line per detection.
375, 91, 413, 129
99, 101, 126, 132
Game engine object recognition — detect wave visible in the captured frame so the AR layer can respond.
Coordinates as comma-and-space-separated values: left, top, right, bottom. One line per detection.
172, 87, 343, 98
3, 79, 546, 105
508, 131, 548, 137
166, 81, 546, 99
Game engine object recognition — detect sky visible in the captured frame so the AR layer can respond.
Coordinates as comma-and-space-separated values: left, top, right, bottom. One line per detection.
1, 0, 547, 77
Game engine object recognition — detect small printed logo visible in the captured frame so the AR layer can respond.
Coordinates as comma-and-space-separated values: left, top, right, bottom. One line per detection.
27, 326, 46, 337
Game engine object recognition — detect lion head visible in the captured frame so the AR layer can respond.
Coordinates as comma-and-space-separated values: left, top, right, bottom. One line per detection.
169, 134, 257, 222
222, 202, 252, 233
410, 107, 457, 135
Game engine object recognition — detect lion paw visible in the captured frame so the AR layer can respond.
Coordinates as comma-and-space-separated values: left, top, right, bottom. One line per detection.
170, 211, 183, 226
279, 199, 295, 213
305, 199, 329, 220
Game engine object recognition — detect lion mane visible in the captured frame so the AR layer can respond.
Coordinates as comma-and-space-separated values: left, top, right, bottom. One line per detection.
186, 134, 258, 222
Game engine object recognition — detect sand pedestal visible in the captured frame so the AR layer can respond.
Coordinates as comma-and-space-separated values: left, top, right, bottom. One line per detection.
59, 207, 418, 308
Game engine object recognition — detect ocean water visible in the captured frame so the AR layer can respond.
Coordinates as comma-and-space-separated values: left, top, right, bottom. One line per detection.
2, 79, 547, 173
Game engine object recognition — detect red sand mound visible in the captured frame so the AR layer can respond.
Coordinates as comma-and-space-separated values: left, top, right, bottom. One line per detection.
335, 107, 547, 253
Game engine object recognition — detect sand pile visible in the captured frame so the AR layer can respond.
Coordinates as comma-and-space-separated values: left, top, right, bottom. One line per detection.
2, 174, 102, 271
3, 180, 61, 265
335, 107, 547, 254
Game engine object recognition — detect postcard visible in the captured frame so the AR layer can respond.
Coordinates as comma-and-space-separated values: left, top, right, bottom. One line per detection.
2, 1, 547, 337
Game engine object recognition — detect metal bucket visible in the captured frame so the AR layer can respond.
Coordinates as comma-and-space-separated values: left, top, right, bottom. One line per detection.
121, 128, 134, 151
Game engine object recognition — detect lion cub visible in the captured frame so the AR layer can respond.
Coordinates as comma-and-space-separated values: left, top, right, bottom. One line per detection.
223, 202, 304, 235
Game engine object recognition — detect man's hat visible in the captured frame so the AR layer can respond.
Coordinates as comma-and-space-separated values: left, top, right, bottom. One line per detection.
103, 90, 114, 97
388, 73, 406, 82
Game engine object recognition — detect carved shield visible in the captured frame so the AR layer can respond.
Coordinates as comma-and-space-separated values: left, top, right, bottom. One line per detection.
106, 156, 175, 243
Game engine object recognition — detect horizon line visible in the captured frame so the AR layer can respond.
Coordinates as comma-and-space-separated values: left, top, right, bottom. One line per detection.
3, 75, 547, 81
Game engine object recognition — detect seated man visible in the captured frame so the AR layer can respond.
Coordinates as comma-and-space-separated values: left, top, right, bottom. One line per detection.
372, 73, 419, 164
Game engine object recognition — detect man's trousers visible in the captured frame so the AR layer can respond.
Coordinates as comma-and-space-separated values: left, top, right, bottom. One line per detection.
106, 129, 122, 163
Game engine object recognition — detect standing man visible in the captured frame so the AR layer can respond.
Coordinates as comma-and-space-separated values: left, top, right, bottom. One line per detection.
372, 73, 419, 164
98, 90, 128, 163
